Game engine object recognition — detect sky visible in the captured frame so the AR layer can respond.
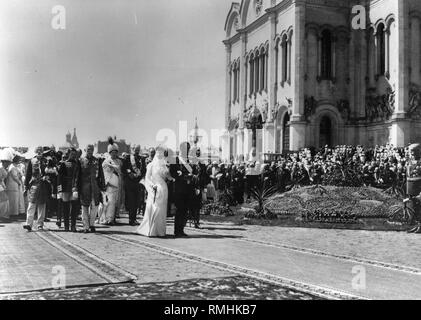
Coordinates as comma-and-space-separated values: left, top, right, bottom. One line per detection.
0, 0, 232, 151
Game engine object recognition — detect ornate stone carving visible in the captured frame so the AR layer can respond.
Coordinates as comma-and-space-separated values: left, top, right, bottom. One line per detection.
304, 96, 318, 120
336, 99, 351, 122
409, 85, 421, 119
228, 114, 240, 131
233, 17, 240, 31
365, 87, 395, 123
245, 104, 264, 130
270, 103, 278, 120
255, 0, 263, 17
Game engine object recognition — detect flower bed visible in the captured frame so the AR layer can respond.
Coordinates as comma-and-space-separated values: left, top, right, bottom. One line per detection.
201, 202, 234, 217
265, 186, 400, 220
301, 209, 359, 224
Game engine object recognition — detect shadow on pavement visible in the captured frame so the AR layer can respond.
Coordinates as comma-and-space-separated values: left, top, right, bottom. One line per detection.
201, 227, 247, 231
95, 230, 243, 239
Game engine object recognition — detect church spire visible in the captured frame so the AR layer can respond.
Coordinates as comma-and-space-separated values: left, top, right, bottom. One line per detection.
71, 128, 79, 148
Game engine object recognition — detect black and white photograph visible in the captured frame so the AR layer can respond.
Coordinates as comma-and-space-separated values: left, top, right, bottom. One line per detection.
0, 0, 420, 306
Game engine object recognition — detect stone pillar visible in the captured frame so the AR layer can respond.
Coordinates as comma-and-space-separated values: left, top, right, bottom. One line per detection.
367, 31, 376, 88
224, 43, 232, 129
410, 17, 421, 85
236, 129, 244, 160
317, 36, 322, 79
332, 36, 337, 80
359, 29, 368, 118
385, 30, 390, 78
391, 1, 410, 147
265, 123, 275, 154
396, 1, 409, 115
239, 32, 247, 128
290, 2, 306, 151
243, 128, 253, 160
221, 131, 230, 162
268, 11, 277, 122
349, 30, 356, 118
287, 38, 292, 84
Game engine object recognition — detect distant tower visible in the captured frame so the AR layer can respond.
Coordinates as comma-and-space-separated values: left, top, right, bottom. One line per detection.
71, 128, 79, 149
191, 117, 202, 147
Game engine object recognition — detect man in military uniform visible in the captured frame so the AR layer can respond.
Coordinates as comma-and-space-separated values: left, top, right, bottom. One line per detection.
407, 143, 421, 234
57, 148, 79, 232
23, 146, 50, 231
78, 145, 105, 233
189, 148, 207, 229
170, 142, 195, 237
122, 145, 146, 226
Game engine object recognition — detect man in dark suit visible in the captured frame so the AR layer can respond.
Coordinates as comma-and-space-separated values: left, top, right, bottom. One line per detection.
170, 142, 194, 237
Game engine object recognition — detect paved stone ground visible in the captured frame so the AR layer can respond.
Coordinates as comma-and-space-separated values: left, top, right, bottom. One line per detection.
196, 218, 421, 270
1, 214, 420, 300
1, 276, 322, 300
0, 218, 321, 300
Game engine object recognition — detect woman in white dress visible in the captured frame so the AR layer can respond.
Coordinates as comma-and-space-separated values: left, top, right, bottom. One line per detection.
136, 146, 174, 237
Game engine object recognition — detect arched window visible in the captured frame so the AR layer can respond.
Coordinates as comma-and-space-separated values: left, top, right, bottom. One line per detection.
237, 64, 240, 101
249, 54, 254, 94
377, 23, 386, 76
282, 38, 288, 83
265, 50, 268, 91
321, 29, 332, 79
260, 49, 265, 92
255, 52, 260, 93
233, 63, 237, 102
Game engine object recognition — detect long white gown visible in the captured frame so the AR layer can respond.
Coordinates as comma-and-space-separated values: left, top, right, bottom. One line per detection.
136, 157, 169, 237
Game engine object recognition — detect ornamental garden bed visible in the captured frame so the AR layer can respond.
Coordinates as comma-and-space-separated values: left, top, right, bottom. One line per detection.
200, 186, 410, 232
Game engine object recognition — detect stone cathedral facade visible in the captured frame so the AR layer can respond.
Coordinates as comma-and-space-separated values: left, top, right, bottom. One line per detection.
222, 0, 421, 162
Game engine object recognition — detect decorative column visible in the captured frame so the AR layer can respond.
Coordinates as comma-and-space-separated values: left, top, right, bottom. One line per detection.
349, 28, 356, 120
385, 29, 390, 78
317, 35, 322, 79
239, 32, 247, 129
359, 28, 368, 118
390, 0, 410, 147
367, 30, 376, 88
410, 16, 421, 85
332, 35, 337, 81
290, 1, 306, 151
267, 11, 277, 123
287, 37, 292, 84
224, 42, 232, 129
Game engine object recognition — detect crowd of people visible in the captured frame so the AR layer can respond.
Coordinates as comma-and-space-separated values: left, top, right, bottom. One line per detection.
1, 141, 420, 233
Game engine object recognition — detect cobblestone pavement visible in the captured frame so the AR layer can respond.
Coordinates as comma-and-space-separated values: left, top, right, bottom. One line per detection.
2, 215, 421, 300
1, 219, 322, 300
195, 218, 421, 270
1, 276, 322, 300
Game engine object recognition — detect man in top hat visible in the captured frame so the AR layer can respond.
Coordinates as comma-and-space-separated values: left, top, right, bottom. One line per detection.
78, 144, 106, 233
122, 144, 146, 226
23, 146, 51, 231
